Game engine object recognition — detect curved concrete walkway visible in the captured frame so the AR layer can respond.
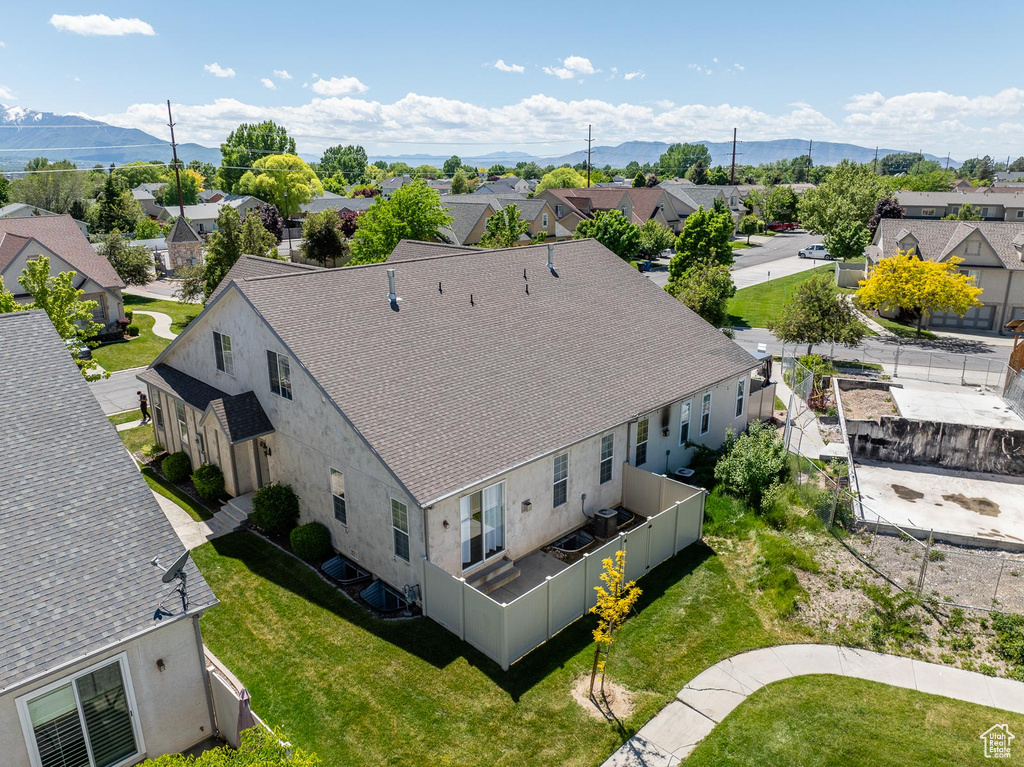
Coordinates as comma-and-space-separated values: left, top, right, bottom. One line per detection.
133, 310, 177, 340
603, 644, 1024, 766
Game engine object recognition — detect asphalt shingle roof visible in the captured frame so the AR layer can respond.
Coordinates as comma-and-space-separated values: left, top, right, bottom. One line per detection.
138, 363, 230, 411
207, 254, 322, 303
388, 240, 479, 262
874, 218, 1024, 270
168, 216, 200, 244
0, 311, 215, 693
441, 201, 491, 244
205, 392, 275, 444
227, 239, 757, 505
0, 214, 124, 289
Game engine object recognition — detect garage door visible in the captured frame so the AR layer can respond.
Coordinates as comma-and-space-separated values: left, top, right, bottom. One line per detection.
928, 304, 995, 330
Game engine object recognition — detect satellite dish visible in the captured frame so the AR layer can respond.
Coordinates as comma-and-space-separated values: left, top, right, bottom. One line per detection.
151, 550, 192, 613
161, 550, 191, 583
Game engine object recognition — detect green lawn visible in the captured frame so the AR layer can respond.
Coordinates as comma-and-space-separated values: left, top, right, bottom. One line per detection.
118, 421, 156, 455
686, 674, 1024, 766
108, 409, 142, 425
731, 241, 754, 250
192, 532, 784, 767
92, 313, 170, 371
142, 467, 213, 521
728, 265, 837, 328
123, 293, 199, 335
873, 314, 938, 340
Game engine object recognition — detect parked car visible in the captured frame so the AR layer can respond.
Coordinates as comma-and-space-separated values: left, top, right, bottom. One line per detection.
65, 339, 92, 360
798, 243, 832, 259
766, 221, 798, 232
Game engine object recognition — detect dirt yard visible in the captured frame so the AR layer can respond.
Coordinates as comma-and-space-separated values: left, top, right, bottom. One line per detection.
839, 387, 899, 421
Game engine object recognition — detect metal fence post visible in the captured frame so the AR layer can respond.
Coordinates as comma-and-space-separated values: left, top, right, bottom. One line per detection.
927, 352, 932, 382
994, 561, 1006, 606
917, 531, 933, 597
961, 356, 968, 387
828, 481, 840, 529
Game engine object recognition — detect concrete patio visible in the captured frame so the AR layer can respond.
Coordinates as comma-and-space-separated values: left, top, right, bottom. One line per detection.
892, 385, 1024, 429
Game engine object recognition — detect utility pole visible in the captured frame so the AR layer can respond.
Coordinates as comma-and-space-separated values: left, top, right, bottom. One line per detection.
586, 124, 593, 188
945, 152, 951, 171
730, 128, 737, 185
873, 146, 879, 174
166, 100, 185, 219
808, 139, 813, 167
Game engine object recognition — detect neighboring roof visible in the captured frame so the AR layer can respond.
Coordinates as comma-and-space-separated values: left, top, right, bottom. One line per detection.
445, 193, 545, 220
132, 188, 156, 202
167, 216, 200, 244
160, 196, 262, 221
0, 311, 215, 693
207, 254, 321, 303
0, 202, 58, 218
895, 190, 1024, 208
138, 363, 228, 412
554, 221, 572, 238
441, 201, 492, 244
335, 197, 377, 213
0, 214, 124, 288
540, 187, 674, 226
203, 391, 275, 444
382, 175, 414, 190
475, 180, 519, 195
388, 240, 479, 262
873, 218, 1024, 270
300, 190, 350, 215
223, 239, 757, 505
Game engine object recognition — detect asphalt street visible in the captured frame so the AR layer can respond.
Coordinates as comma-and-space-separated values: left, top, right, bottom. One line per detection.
91, 368, 146, 414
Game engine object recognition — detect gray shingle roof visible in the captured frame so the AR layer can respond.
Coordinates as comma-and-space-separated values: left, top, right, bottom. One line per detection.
204, 392, 274, 444
0, 214, 124, 289
388, 240, 479, 262
207, 254, 322, 303
895, 190, 1024, 208
0, 311, 215, 693
138, 363, 229, 411
168, 216, 200, 244
441, 201, 491, 244
227, 239, 757, 505
873, 218, 1024, 270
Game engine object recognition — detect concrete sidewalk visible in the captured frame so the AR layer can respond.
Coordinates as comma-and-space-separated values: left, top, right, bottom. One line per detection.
731, 254, 827, 290
603, 644, 1024, 766
133, 309, 178, 340
150, 490, 231, 549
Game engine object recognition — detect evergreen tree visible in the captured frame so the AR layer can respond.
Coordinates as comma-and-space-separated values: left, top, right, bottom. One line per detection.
632, 171, 646, 188
203, 207, 244, 301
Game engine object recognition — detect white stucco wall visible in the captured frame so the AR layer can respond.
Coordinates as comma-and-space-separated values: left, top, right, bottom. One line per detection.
0, 617, 212, 767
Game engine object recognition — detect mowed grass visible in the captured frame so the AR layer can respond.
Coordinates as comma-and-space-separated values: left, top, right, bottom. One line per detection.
107, 409, 142, 426
117, 422, 156, 455
92, 313, 170, 371
142, 467, 213, 521
123, 293, 199, 334
873, 314, 938, 340
686, 674, 1024, 767
192, 532, 782, 767
728, 264, 836, 328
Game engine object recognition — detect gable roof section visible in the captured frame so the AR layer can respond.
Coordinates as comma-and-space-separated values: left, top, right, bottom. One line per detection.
228, 239, 757, 505
207, 254, 322, 303
203, 392, 275, 444
541, 188, 671, 225
389, 240, 479, 262
0, 214, 123, 288
876, 218, 1024, 270
168, 215, 200, 244
0, 311, 215, 692
441, 201, 492, 244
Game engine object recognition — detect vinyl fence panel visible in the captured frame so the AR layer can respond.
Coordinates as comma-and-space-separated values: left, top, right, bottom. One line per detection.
505, 582, 551, 666
548, 560, 587, 636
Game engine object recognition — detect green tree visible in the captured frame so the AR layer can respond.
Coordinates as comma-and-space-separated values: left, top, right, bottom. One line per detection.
751, 185, 800, 223
218, 121, 296, 193
0, 172, 9, 206
632, 170, 646, 188
573, 209, 641, 261
707, 165, 730, 185
769, 272, 867, 354
158, 168, 204, 207
897, 169, 957, 191
236, 154, 323, 217
174, 263, 205, 304
319, 144, 367, 181
665, 259, 736, 326
879, 152, 924, 176
1009, 157, 1024, 172
443, 155, 462, 176
94, 173, 143, 234
657, 142, 712, 177
670, 206, 734, 276
112, 160, 168, 189
186, 160, 217, 187
514, 161, 544, 180
100, 231, 153, 286
0, 257, 105, 379
823, 221, 871, 261
321, 172, 348, 195
350, 182, 453, 265
449, 170, 471, 195
11, 158, 90, 214
301, 209, 349, 267
536, 167, 587, 192
637, 219, 676, 257
738, 214, 759, 244
134, 217, 163, 239
203, 206, 244, 301
240, 213, 278, 259
685, 160, 709, 185
588, 549, 642, 697
943, 202, 983, 221
480, 204, 531, 249
798, 161, 888, 236
714, 420, 789, 509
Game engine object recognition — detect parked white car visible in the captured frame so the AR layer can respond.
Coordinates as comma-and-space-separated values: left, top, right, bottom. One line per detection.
798, 243, 832, 259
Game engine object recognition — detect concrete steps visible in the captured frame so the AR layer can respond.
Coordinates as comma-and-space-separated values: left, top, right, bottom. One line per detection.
214, 491, 255, 532
467, 557, 520, 595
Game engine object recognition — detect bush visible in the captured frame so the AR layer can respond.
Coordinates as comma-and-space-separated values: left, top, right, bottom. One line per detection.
714, 420, 789, 509
162, 451, 192, 483
251, 482, 300, 536
992, 612, 1024, 681
290, 522, 332, 562
124, 310, 134, 322
127, 324, 140, 337
191, 463, 225, 503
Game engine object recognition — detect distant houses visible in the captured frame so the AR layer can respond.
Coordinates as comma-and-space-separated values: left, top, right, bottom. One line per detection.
894, 190, 1024, 221
156, 195, 263, 234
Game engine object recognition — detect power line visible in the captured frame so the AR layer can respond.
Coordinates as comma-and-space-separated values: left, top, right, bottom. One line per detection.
0, 142, 167, 152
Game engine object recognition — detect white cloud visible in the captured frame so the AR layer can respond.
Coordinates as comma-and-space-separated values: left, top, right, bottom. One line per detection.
204, 63, 235, 78
311, 76, 368, 95
734, 63, 745, 71
273, 69, 292, 80
624, 71, 645, 81
492, 59, 525, 73
688, 64, 703, 73
73, 76, 81, 83
543, 55, 595, 79
713, 57, 719, 63
0, 85, 15, 100
261, 78, 276, 90
49, 14, 155, 36
0, 42, 6, 48
655, 99, 675, 109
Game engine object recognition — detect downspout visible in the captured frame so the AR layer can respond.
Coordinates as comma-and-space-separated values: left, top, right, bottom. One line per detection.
999, 271, 1015, 335
193, 613, 219, 739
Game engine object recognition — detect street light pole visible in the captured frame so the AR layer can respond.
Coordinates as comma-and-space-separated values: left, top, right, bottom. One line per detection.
284, 189, 292, 256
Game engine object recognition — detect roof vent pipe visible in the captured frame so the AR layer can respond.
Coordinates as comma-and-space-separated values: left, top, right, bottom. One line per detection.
387, 268, 401, 303
546, 243, 554, 270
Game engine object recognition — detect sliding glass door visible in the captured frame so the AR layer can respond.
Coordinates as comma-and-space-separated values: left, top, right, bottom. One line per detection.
461, 482, 505, 570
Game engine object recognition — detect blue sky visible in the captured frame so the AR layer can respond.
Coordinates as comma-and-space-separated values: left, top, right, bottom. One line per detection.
1, 2, 1022, 160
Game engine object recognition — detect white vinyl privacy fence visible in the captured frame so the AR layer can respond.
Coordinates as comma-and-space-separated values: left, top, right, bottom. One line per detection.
421, 468, 706, 670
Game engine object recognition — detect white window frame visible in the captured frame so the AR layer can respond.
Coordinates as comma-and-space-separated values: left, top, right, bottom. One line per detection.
16, 652, 145, 767
962, 268, 981, 283
542, 212, 549, 227
678, 401, 692, 446
153, 397, 163, 429
553, 452, 569, 507
599, 434, 614, 484
735, 378, 746, 418
981, 207, 991, 218
331, 468, 347, 526
921, 208, 935, 216
196, 431, 207, 464
555, 204, 563, 217
267, 350, 293, 400
175, 400, 189, 445
636, 417, 649, 466
391, 498, 410, 562
213, 331, 234, 376
1016, 210, 1024, 219
700, 391, 712, 435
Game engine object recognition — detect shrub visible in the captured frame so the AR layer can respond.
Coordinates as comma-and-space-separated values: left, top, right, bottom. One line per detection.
162, 451, 192, 483
290, 522, 332, 562
714, 420, 789, 509
124, 310, 134, 322
191, 463, 225, 503
992, 612, 1024, 681
142, 442, 165, 458
127, 324, 140, 337
251, 482, 300, 536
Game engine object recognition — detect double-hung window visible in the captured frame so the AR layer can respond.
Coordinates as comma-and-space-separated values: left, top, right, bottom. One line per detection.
331, 469, 347, 525
636, 417, 649, 466
18, 654, 142, 767
542, 212, 549, 227
175, 401, 188, 445
735, 378, 746, 418
196, 432, 207, 464
553, 453, 568, 507
700, 392, 712, 435
213, 331, 233, 375
391, 498, 409, 561
599, 434, 614, 484
679, 401, 691, 446
153, 398, 163, 428
267, 350, 292, 400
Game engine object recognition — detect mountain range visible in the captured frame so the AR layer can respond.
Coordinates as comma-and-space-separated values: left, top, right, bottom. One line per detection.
0, 104, 958, 173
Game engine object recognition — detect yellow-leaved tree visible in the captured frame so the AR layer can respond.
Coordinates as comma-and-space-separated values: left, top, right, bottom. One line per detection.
589, 549, 642, 698
856, 250, 983, 336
